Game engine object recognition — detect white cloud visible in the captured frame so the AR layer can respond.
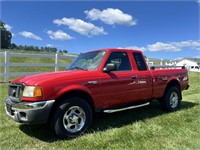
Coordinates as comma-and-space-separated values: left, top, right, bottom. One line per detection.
147, 42, 181, 52
19, 31, 42, 40
197, 0, 200, 4
4, 24, 15, 36
46, 44, 54, 47
120, 40, 200, 53
174, 40, 200, 50
47, 30, 73, 40
5, 24, 12, 31
123, 46, 146, 51
53, 18, 107, 36
147, 40, 200, 52
85, 8, 136, 26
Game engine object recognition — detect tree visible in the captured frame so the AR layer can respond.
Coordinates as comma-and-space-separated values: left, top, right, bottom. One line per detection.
1, 21, 12, 49
17, 45, 23, 50
9, 43, 17, 49
63, 50, 68, 53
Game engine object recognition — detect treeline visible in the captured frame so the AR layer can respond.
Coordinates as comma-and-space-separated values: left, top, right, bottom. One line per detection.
9, 44, 58, 53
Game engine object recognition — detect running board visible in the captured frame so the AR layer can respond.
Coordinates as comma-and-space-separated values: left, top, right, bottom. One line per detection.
103, 102, 150, 113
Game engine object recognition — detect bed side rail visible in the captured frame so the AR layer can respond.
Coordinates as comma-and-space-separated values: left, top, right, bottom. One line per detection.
150, 65, 185, 70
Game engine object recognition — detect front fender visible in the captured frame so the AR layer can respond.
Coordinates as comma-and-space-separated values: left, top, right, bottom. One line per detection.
54, 84, 92, 100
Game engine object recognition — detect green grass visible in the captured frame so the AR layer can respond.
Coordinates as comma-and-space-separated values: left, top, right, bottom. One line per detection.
0, 72, 199, 150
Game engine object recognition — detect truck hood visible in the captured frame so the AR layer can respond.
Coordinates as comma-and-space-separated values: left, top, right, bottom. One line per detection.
13, 70, 98, 86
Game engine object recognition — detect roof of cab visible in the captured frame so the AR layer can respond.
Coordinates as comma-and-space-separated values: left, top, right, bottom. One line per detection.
88, 48, 142, 53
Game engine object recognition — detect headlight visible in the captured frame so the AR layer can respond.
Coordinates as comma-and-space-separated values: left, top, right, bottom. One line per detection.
23, 86, 43, 97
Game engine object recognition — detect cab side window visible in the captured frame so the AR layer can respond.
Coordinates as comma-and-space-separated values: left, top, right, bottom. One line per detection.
132, 53, 147, 71
105, 52, 131, 71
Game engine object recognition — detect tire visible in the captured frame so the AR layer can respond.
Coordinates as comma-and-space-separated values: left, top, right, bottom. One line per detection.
160, 86, 181, 112
51, 97, 93, 139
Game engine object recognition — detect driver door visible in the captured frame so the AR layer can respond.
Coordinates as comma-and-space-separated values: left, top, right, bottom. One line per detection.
99, 51, 134, 108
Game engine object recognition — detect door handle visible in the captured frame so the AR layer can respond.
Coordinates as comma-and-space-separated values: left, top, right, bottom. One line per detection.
131, 75, 137, 79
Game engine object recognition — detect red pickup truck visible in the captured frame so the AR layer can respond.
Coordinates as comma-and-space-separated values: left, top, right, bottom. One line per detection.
5, 48, 189, 139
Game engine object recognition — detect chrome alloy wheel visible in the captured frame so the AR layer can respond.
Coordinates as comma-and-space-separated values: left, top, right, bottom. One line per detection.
169, 92, 179, 108
63, 106, 86, 133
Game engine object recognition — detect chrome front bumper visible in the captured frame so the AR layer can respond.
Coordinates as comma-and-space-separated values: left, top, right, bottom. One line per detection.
5, 98, 55, 124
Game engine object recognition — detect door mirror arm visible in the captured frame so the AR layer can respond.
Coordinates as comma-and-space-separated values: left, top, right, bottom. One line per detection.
103, 63, 116, 73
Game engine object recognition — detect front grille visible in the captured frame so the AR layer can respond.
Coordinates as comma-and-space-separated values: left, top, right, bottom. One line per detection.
8, 83, 24, 102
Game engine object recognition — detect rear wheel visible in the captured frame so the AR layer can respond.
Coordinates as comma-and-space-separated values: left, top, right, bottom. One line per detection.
51, 97, 93, 139
160, 86, 181, 111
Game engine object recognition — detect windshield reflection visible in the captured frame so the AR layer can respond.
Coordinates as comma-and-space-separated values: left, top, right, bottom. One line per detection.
67, 51, 106, 71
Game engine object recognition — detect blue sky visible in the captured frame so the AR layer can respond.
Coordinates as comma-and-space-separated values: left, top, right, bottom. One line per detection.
1, 0, 200, 59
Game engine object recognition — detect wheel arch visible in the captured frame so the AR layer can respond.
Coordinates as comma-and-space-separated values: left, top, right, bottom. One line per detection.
163, 79, 182, 100
48, 89, 95, 125
55, 90, 94, 111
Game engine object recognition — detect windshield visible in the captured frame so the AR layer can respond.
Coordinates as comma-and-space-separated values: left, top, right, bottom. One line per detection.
67, 51, 106, 71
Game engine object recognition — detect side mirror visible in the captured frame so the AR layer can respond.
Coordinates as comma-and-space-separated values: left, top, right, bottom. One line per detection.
103, 63, 116, 72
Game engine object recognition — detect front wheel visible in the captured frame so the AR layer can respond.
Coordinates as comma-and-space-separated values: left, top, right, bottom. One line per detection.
51, 97, 93, 139
160, 86, 181, 111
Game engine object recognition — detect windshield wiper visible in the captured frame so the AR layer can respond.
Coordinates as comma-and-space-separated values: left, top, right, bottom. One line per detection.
70, 66, 87, 71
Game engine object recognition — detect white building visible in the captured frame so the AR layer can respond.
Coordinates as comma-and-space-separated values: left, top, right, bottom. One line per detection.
176, 59, 200, 72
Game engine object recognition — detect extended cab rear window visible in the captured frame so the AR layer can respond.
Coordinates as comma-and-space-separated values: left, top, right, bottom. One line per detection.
132, 53, 147, 71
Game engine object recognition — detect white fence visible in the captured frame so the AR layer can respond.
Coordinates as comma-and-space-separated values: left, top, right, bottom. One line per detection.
0, 51, 76, 82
